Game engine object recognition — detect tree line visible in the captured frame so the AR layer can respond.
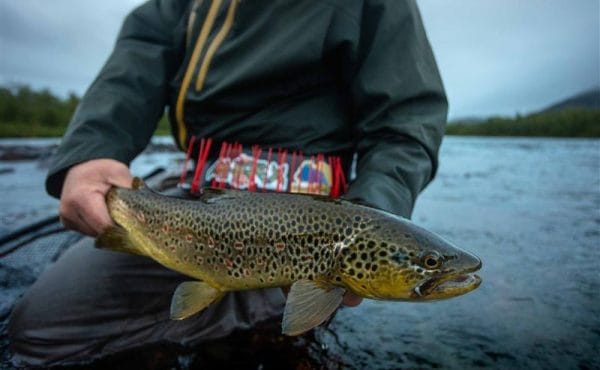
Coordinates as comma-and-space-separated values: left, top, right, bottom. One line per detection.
0, 85, 170, 137
0, 84, 598, 138
446, 109, 600, 137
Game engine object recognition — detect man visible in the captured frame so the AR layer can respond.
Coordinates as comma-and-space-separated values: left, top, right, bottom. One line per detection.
9, 0, 447, 366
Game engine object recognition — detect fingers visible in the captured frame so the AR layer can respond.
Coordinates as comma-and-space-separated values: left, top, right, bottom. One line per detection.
80, 191, 114, 234
59, 159, 132, 236
59, 190, 112, 236
60, 213, 95, 237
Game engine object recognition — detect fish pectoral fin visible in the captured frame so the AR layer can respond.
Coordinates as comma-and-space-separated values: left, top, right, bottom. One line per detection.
282, 280, 345, 336
95, 225, 145, 256
170, 281, 224, 320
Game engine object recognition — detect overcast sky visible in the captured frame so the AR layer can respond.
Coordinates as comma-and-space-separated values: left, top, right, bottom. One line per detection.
0, 0, 598, 119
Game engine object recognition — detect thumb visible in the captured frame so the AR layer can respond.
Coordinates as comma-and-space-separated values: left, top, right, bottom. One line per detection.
105, 164, 134, 189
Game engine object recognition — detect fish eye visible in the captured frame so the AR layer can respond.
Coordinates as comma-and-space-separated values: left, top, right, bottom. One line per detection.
421, 253, 442, 270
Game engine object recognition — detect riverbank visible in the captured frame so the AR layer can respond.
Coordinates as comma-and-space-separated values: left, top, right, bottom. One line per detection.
2, 85, 599, 139
446, 108, 600, 137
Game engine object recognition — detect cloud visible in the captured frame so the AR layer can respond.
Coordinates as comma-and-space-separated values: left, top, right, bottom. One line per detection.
1, 0, 598, 119
0, 0, 142, 94
418, 0, 600, 118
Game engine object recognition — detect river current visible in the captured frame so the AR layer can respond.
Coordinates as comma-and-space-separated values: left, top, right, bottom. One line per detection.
0, 136, 598, 369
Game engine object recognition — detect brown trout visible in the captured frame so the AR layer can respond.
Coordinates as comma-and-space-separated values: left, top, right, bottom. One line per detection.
97, 178, 481, 335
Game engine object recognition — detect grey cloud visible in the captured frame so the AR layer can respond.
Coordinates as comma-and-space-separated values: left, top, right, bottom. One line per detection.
1, 0, 598, 119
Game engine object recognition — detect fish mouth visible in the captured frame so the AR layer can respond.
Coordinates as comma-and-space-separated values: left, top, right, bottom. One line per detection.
412, 263, 482, 300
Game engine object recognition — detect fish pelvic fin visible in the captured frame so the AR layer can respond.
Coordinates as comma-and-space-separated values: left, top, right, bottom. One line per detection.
282, 280, 345, 336
95, 225, 145, 256
170, 281, 225, 320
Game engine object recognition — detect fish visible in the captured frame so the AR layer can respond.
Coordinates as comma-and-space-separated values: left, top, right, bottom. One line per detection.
96, 177, 482, 335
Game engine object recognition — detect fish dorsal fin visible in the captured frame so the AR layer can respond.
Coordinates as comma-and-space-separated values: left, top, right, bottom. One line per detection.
95, 225, 145, 256
199, 187, 245, 204
170, 281, 225, 320
132, 177, 146, 190
282, 280, 345, 336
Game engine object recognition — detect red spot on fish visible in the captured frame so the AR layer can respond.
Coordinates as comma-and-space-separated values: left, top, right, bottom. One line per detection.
256, 257, 265, 266
185, 234, 194, 243
208, 237, 215, 248
275, 242, 285, 252
169, 245, 176, 252
225, 259, 233, 269
136, 211, 145, 223
162, 223, 170, 233
243, 268, 251, 277
302, 255, 313, 261
234, 241, 244, 250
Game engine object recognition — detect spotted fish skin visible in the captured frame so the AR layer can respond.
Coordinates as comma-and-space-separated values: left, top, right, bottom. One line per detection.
98, 178, 481, 334
105, 182, 368, 291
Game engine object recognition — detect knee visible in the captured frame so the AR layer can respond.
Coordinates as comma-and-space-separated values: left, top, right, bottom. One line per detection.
7, 290, 68, 367
7, 296, 38, 366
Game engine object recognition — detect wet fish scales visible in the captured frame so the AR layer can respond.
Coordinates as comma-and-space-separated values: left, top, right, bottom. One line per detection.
97, 178, 482, 335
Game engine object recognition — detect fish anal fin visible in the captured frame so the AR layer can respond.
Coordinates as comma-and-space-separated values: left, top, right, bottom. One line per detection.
170, 281, 224, 320
95, 225, 145, 256
282, 279, 345, 336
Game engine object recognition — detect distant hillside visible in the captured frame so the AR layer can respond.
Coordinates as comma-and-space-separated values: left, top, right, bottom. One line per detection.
446, 88, 600, 137
541, 88, 600, 113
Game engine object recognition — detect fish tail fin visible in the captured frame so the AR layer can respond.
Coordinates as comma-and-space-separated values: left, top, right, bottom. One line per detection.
95, 225, 145, 256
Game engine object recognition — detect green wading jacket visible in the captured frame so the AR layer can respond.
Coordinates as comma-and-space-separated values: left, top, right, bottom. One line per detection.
45, 0, 447, 218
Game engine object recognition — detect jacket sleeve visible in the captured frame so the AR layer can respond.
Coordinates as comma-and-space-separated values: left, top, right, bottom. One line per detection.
342, 0, 448, 218
45, 0, 190, 198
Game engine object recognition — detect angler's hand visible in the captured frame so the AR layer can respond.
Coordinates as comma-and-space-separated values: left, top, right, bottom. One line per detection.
59, 159, 133, 237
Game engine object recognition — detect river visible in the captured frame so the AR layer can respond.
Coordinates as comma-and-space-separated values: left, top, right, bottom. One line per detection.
1, 136, 598, 369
